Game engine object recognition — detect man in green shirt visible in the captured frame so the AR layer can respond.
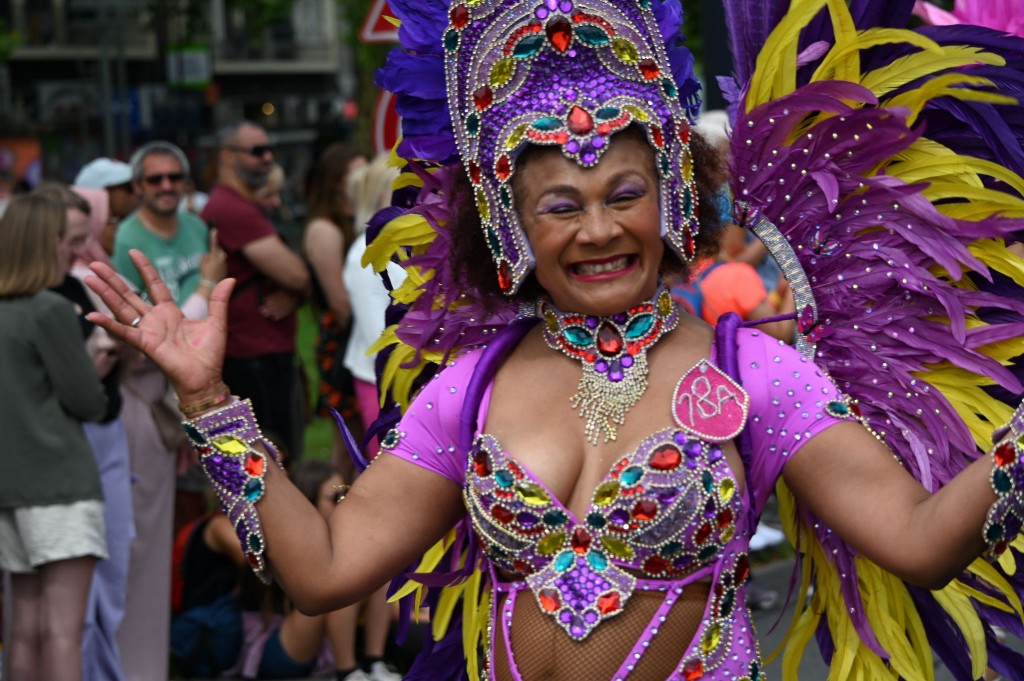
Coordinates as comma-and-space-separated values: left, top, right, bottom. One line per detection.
113, 141, 213, 306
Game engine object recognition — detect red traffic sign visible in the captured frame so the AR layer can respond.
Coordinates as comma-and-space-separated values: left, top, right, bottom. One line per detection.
360, 0, 399, 44
373, 89, 402, 155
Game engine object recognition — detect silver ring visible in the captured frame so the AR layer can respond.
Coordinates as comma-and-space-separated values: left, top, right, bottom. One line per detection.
129, 315, 143, 328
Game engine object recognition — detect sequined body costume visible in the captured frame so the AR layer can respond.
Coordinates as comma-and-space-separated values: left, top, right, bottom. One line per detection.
385, 323, 848, 679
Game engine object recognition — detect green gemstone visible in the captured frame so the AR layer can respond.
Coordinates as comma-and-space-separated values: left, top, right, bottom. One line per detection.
486, 226, 502, 254
750, 661, 762, 680
575, 25, 610, 46
564, 326, 592, 347
184, 422, 207, 445
611, 38, 639, 63
499, 186, 512, 209
660, 541, 682, 557
513, 34, 544, 58
596, 107, 620, 120
444, 29, 459, 52
993, 469, 1013, 493
505, 124, 527, 149
543, 509, 568, 526
662, 78, 678, 98
555, 550, 575, 571
594, 480, 621, 506
467, 112, 480, 135
827, 400, 849, 416
682, 190, 693, 215
600, 536, 633, 559
587, 551, 608, 571
698, 544, 718, 560
701, 470, 714, 493
538, 531, 566, 555
532, 116, 562, 131
720, 588, 735, 617
381, 429, 401, 449
495, 470, 515, 488
625, 314, 654, 339
587, 512, 607, 529
248, 533, 263, 552
620, 466, 643, 486
986, 523, 1005, 542
660, 154, 670, 175
489, 57, 515, 87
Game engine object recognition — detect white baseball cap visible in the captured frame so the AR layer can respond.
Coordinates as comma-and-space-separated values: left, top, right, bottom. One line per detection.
74, 158, 133, 189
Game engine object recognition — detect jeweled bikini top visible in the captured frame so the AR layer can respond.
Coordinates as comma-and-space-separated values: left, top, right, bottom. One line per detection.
464, 357, 749, 640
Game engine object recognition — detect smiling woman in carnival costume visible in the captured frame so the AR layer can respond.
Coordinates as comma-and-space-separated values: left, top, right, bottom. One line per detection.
84, 0, 1024, 679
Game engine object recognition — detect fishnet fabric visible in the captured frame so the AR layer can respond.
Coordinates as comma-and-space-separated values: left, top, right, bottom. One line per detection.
492, 581, 711, 680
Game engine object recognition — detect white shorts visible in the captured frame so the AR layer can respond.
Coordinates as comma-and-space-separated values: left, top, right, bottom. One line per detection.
0, 500, 107, 573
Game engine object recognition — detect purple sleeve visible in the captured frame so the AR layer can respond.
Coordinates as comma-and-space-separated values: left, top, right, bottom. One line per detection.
383, 350, 486, 486
737, 328, 846, 513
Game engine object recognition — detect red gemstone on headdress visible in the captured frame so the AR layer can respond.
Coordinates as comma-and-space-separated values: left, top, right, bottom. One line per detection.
695, 522, 712, 544
546, 17, 572, 52
596, 123, 611, 136
639, 58, 660, 80
644, 555, 668, 574
716, 508, 734, 529
995, 442, 1017, 467
650, 445, 681, 471
850, 403, 862, 418
678, 122, 691, 144
571, 527, 591, 553
247, 552, 261, 569
474, 86, 493, 110
469, 160, 481, 184
597, 591, 621, 614
685, 233, 696, 257
450, 4, 469, 29
650, 125, 664, 147
596, 322, 624, 356
567, 106, 594, 135
496, 155, 512, 181
497, 261, 512, 291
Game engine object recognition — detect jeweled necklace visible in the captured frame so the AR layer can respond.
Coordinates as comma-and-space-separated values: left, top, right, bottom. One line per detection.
541, 286, 679, 444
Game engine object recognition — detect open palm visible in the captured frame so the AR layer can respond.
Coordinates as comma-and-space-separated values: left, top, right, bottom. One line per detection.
84, 249, 233, 400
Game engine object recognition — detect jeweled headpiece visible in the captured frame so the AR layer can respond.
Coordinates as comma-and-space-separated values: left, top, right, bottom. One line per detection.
391, 0, 702, 294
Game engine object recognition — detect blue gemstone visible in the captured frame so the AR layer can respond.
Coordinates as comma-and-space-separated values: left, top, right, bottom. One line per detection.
444, 29, 459, 52
544, 509, 568, 526
532, 116, 562, 131
513, 35, 544, 58
662, 78, 677, 98
576, 25, 609, 46
499, 186, 512, 209
620, 466, 643, 485
587, 551, 608, 571
698, 544, 718, 560
827, 400, 849, 416
244, 478, 264, 502
555, 551, 575, 571
564, 326, 592, 347
184, 423, 207, 445
701, 470, 713, 493
248, 533, 263, 552
487, 226, 502, 254
660, 541, 682, 556
994, 469, 1013, 493
495, 470, 515, 488
587, 512, 606, 529
467, 113, 480, 135
624, 314, 654, 339
595, 107, 620, 120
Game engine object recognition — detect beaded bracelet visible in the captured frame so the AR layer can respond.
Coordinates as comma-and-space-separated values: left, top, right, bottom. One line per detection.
183, 398, 277, 583
982, 400, 1024, 559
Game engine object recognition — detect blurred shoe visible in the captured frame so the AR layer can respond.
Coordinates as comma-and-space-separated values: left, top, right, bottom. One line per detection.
749, 521, 786, 551
369, 660, 403, 681
339, 669, 372, 681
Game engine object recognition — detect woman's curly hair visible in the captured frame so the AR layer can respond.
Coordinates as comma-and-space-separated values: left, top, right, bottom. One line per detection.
448, 125, 725, 307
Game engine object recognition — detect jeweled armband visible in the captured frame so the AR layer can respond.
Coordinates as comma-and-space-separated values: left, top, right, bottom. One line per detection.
982, 401, 1024, 559
183, 398, 277, 583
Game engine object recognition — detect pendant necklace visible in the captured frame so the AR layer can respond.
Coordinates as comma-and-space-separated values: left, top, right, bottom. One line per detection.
541, 286, 679, 444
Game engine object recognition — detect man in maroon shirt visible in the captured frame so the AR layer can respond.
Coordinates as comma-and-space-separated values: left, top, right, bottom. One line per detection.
201, 121, 309, 457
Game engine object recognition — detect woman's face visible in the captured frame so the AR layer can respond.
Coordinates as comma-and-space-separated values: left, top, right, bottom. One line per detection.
515, 132, 663, 316
56, 208, 90, 276
315, 473, 345, 518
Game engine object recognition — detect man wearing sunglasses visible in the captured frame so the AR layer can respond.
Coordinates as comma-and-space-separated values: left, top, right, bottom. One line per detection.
201, 120, 310, 461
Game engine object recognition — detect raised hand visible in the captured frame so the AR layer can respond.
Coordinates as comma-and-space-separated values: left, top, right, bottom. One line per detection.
84, 248, 234, 404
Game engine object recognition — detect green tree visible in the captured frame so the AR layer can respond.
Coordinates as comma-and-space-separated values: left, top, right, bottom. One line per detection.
0, 19, 21, 63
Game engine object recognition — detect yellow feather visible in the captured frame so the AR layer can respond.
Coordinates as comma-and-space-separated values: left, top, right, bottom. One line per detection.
812, 27, 940, 86
461, 570, 483, 679
970, 239, 1024, 287
861, 47, 1003, 97
749, 0, 828, 108
819, 0, 861, 84
932, 585, 988, 680
432, 582, 464, 641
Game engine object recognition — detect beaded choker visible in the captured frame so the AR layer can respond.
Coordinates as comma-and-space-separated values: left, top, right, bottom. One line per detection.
541, 287, 679, 444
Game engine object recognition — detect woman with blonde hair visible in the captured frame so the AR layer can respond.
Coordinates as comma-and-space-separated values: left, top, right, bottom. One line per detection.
0, 193, 108, 681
